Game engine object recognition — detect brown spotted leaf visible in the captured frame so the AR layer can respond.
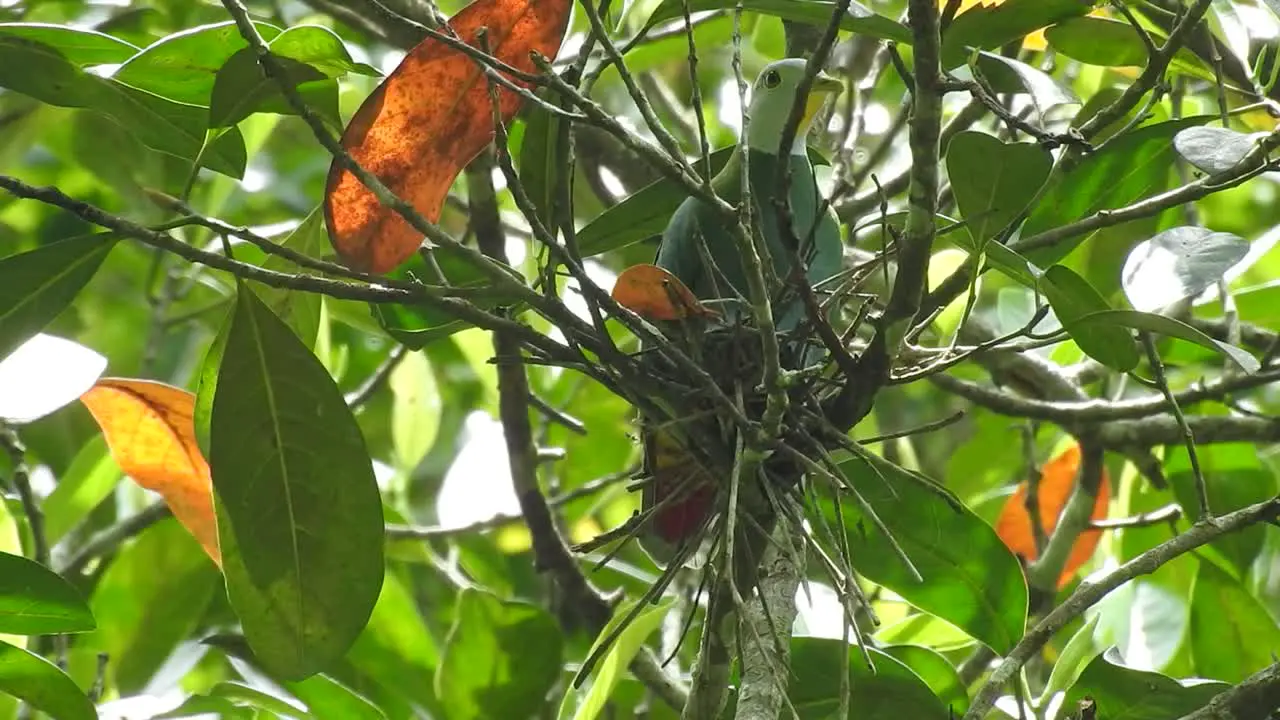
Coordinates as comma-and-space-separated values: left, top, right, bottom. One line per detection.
324, 0, 572, 273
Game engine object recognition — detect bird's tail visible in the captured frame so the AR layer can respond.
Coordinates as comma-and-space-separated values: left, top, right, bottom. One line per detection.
637, 425, 717, 565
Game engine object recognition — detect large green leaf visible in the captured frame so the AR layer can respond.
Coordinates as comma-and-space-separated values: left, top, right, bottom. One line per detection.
0, 232, 116, 363
880, 644, 968, 714
0, 552, 94, 635
1041, 265, 1141, 371
113, 20, 282, 105
941, 0, 1094, 68
0, 23, 138, 65
946, 131, 1052, 247
561, 597, 675, 720
435, 588, 563, 720
830, 455, 1028, 654
1020, 117, 1210, 266
0, 36, 247, 176
643, 0, 909, 44
788, 638, 951, 719
1063, 648, 1227, 719
1189, 560, 1280, 683
0, 640, 95, 720
211, 285, 385, 680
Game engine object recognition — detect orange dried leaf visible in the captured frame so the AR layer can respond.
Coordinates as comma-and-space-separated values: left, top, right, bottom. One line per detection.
324, 0, 573, 273
995, 443, 1111, 588
80, 379, 219, 565
611, 264, 715, 321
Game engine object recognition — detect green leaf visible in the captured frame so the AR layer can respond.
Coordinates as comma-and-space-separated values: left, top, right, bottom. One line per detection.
83, 518, 219, 694
1063, 647, 1227, 719
830, 455, 1028, 654
875, 613, 976, 652
194, 304, 232, 458
0, 553, 94, 635
390, 350, 440, 473
561, 597, 675, 720
1166, 444, 1277, 577
251, 207, 328, 346
974, 51, 1078, 111
1189, 560, 1280, 682
1121, 226, 1249, 312
788, 638, 951, 719
113, 20, 282, 106
1071, 309, 1259, 373
41, 435, 122, 544
0, 36, 247, 176
1039, 613, 1101, 707
0, 640, 95, 720
946, 131, 1052, 248
1174, 126, 1262, 175
1021, 117, 1210, 267
643, 0, 910, 44
347, 569, 443, 714
290, 673, 388, 720
209, 681, 308, 718
519, 98, 566, 234
211, 284, 385, 680
267, 25, 380, 78
435, 588, 562, 720
1044, 17, 1215, 82
154, 694, 256, 719
208, 47, 338, 129
880, 644, 968, 714
942, 0, 1094, 68
0, 23, 138, 65
1042, 265, 1140, 370
373, 246, 524, 348
0, 232, 116, 363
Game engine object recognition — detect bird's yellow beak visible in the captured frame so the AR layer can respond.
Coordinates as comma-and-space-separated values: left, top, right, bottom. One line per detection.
801, 72, 843, 129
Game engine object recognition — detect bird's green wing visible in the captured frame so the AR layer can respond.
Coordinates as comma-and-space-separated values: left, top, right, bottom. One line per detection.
655, 197, 704, 292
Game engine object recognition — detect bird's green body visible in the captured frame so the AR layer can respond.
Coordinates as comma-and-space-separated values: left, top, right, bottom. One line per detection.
655, 148, 843, 360
639, 60, 847, 563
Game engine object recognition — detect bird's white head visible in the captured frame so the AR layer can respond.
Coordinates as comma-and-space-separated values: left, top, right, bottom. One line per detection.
745, 58, 843, 156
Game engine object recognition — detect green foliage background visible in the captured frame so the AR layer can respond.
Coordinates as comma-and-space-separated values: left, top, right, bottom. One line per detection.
0, 0, 1279, 718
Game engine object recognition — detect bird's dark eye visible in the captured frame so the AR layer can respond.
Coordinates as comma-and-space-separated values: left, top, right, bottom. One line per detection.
763, 70, 782, 89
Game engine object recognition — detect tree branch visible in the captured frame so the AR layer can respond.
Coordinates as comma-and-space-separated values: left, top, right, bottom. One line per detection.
1178, 662, 1280, 720
965, 496, 1280, 720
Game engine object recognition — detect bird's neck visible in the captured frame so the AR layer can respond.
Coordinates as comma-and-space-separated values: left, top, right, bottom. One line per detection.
746, 127, 811, 156
714, 149, 816, 202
